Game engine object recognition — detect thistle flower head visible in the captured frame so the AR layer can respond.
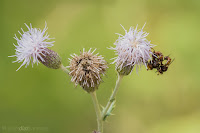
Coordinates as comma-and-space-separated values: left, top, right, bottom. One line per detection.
110, 24, 155, 75
69, 48, 107, 93
10, 23, 57, 71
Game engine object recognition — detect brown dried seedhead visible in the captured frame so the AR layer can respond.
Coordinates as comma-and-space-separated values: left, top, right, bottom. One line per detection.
69, 48, 108, 93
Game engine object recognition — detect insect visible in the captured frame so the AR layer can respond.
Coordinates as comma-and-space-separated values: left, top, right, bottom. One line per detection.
154, 51, 163, 61
147, 50, 174, 75
164, 56, 172, 65
147, 50, 163, 70
157, 56, 175, 74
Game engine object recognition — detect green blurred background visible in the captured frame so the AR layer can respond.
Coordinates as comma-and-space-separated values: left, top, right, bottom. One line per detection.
1, 0, 200, 133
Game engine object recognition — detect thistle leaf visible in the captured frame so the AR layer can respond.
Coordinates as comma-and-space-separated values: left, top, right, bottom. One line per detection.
103, 101, 116, 121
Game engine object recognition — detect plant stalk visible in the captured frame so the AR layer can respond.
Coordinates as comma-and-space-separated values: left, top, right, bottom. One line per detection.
90, 91, 103, 133
60, 64, 69, 73
101, 73, 123, 120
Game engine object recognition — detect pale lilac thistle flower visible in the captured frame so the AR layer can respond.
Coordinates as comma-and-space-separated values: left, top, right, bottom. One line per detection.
10, 23, 55, 71
110, 24, 155, 75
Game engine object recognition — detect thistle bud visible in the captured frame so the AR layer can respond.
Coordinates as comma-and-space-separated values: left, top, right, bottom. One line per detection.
38, 48, 62, 69
116, 62, 134, 76
69, 48, 107, 93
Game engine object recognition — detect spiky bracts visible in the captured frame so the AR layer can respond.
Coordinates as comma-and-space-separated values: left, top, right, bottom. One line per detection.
69, 48, 108, 93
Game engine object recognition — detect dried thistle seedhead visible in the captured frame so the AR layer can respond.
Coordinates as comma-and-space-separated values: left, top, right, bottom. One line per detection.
69, 48, 108, 93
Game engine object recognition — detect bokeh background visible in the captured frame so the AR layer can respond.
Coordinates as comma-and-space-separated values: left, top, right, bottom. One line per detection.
1, 0, 200, 133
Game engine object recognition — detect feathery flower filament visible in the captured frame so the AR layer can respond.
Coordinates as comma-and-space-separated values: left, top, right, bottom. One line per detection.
10, 23, 55, 71
110, 24, 155, 75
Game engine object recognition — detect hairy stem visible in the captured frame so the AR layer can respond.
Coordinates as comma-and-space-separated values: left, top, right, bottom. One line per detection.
101, 73, 123, 120
90, 91, 103, 133
60, 64, 69, 73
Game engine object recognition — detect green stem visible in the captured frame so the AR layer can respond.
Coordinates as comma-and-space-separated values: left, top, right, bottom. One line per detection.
90, 91, 103, 133
60, 64, 69, 73
101, 73, 123, 120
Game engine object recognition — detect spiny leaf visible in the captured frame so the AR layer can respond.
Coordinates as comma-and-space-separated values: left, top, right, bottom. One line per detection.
103, 101, 116, 121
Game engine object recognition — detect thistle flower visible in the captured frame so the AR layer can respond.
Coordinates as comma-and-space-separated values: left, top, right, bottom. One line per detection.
110, 24, 155, 75
69, 48, 107, 93
10, 23, 61, 71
